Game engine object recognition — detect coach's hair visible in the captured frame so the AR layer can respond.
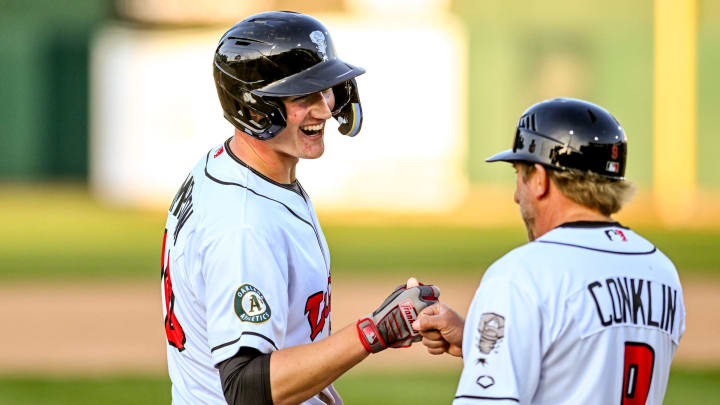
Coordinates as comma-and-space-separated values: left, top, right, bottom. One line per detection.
519, 163, 635, 216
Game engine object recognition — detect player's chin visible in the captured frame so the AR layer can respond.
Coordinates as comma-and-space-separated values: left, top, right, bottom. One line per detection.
299, 129, 325, 158
303, 146, 325, 159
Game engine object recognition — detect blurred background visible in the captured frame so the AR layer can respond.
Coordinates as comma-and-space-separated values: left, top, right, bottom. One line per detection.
0, 0, 718, 403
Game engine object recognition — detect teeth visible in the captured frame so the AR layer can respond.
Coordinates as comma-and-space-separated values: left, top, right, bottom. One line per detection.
300, 123, 324, 131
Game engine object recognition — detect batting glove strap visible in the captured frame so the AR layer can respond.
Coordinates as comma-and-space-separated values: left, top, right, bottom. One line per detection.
356, 284, 440, 354
356, 317, 387, 354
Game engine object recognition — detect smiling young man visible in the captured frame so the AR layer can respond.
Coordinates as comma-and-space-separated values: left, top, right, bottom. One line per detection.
159, 11, 439, 405
413, 98, 685, 404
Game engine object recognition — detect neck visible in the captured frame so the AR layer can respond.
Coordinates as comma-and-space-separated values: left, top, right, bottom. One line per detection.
531, 191, 612, 239
229, 130, 297, 184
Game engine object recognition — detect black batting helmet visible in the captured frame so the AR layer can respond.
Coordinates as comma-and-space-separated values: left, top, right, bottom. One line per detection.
486, 98, 627, 179
213, 11, 365, 140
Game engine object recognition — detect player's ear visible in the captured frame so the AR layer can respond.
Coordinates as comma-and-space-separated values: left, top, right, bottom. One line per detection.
533, 163, 550, 199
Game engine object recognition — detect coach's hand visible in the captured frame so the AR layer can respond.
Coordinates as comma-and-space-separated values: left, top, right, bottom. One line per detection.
412, 302, 464, 357
356, 278, 440, 354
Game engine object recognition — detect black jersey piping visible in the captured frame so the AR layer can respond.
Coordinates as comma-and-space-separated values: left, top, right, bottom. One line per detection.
223, 138, 304, 198
535, 240, 657, 255
454, 395, 519, 402
204, 152, 314, 230
211, 331, 279, 353
557, 220, 629, 229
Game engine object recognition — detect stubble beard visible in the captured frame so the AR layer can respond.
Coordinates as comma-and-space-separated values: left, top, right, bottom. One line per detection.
303, 138, 325, 159
520, 206, 536, 242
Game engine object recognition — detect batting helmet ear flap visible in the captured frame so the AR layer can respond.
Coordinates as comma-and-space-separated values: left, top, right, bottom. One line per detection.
332, 78, 363, 137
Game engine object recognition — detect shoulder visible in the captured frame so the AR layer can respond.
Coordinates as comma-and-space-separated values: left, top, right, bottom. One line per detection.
482, 242, 551, 280
475, 244, 547, 306
479, 229, 605, 297
193, 148, 290, 227
199, 199, 285, 247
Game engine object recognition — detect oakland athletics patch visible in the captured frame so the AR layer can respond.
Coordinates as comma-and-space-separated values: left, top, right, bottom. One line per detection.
234, 284, 271, 323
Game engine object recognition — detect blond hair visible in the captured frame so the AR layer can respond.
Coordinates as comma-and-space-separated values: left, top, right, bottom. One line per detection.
519, 164, 635, 216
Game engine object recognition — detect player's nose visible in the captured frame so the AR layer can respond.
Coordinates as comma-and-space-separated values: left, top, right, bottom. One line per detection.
310, 92, 333, 120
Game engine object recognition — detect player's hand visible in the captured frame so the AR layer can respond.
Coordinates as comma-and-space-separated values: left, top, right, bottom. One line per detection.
356, 279, 440, 354
412, 302, 464, 357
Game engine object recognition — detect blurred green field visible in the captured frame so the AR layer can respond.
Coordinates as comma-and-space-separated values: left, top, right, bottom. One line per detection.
0, 186, 719, 281
0, 367, 717, 404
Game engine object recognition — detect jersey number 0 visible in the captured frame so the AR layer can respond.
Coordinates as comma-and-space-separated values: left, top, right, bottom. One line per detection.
621, 342, 655, 405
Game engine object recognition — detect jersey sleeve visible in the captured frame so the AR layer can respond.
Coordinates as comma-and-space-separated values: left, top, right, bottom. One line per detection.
453, 274, 542, 404
202, 226, 290, 365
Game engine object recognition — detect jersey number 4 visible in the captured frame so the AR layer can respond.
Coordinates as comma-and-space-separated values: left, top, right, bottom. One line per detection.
162, 230, 186, 352
621, 342, 655, 405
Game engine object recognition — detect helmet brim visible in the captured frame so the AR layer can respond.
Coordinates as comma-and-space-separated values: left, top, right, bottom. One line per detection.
486, 149, 538, 164
252, 59, 365, 98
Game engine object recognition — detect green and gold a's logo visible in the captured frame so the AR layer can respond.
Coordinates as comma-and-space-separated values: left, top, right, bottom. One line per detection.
234, 284, 271, 323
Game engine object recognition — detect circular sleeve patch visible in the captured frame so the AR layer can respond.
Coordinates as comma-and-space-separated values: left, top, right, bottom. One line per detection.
234, 284, 271, 323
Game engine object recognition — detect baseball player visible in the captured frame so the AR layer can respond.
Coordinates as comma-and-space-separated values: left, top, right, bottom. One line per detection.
413, 98, 685, 404
160, 11, 439, 405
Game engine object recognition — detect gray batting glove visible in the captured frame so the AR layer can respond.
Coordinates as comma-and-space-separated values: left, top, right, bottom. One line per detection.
356, 283, 440, 353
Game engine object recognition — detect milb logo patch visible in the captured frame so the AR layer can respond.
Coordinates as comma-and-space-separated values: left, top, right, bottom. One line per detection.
234, 284, 271, 323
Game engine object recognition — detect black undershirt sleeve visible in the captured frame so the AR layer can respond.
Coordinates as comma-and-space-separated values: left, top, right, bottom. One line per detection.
217, 346, 273, 405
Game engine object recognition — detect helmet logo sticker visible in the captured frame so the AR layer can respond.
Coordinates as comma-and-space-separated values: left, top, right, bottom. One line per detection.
310, 31, 328, 61
606, 161, 620, 173
243, 92, 257, 104
611, 144, 619, 159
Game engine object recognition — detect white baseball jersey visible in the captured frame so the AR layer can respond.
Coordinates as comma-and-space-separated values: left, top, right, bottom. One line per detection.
161, 139, 339, 405
454, 222, 685, 405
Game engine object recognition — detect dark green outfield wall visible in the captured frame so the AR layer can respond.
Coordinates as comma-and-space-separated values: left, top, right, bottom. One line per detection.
0, 0, 113, 180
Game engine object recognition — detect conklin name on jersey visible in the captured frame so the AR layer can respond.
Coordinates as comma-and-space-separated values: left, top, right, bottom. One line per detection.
588, 276, 680, 334
454, 223, 685, 405
161, 140, 337, 405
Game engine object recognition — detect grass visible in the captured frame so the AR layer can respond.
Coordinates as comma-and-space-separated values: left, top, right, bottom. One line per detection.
0, 185, 165, 281
664, 368, 720, 405
0, 367, 716, 404
0, 375, 171, 405
0, 186, 718, 281
335, 369, 463, 404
